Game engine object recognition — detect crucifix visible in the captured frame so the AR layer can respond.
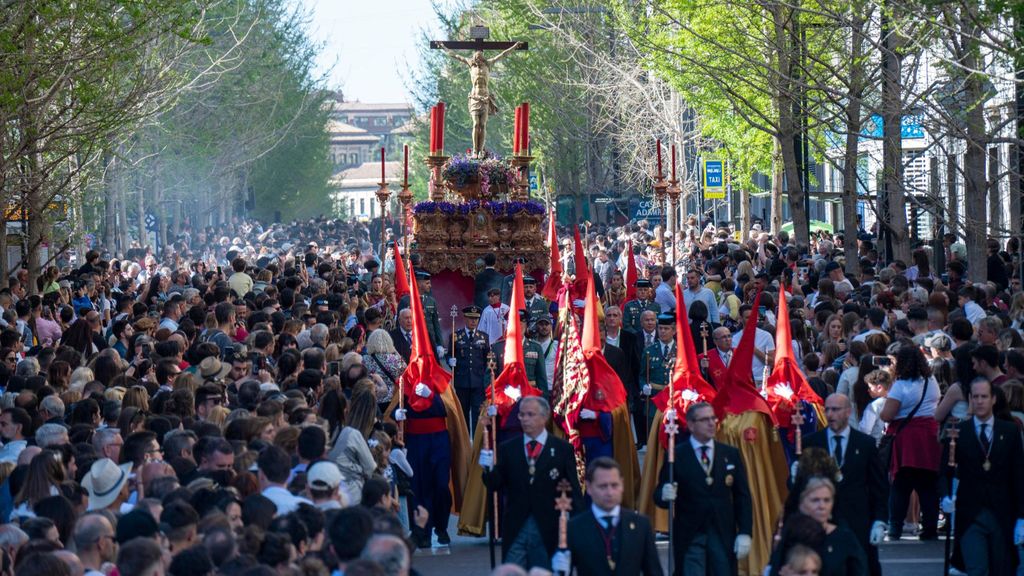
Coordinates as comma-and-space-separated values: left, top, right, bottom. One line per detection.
431, 27, 528, 153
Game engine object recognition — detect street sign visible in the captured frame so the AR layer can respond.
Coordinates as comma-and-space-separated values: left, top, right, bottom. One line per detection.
145, 212, 158, 232
703, 159, 726, 199
529, 173, 539, 193
630, 197, 664, 223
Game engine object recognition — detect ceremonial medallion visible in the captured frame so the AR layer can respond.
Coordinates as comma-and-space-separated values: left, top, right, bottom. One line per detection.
725, 474, 733, 487
705, 476, 713, 486
608, 558, 616, 571
983, 460, 991, 472
529, 465, 536, 476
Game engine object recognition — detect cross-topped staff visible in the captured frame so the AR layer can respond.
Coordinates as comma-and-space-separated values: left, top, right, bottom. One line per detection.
700, 321, 709, 355
664, 356, 679, 576
554, 478, 573, 576
791, 406, 806, 456
943, 418, 960, 576
485, 349, 500, 568
431, 29, 527, 153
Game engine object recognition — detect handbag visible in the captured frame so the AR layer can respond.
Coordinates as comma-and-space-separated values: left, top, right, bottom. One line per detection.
877, 376, 930, 468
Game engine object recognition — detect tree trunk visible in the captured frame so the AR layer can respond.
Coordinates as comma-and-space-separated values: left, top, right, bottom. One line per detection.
989, 146, 1002, 235
961, 5, 988, 283
771, 137, 784, 234
116, 147, 128, 256
103, 150, 116, 250
740, 184, 750, 240
881, 4, 910, 263
947, 153, 959, 238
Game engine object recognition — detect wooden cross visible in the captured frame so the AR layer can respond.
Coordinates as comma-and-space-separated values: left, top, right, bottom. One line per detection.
555, 478, 573, 550
946, 418, 960, 467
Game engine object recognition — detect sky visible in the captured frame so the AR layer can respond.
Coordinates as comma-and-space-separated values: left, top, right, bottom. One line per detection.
304, 0, 459, 104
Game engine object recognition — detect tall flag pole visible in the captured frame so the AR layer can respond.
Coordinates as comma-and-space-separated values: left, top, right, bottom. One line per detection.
399, 262, 451, 412
624, 239, 638, 304
393, 243, 410, 302
488, 264, 541, 425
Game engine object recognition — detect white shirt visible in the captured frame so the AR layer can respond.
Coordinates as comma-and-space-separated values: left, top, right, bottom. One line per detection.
732, 328, 774, 382
262, 485, 312, 516
964, 301, 986, 325
591, 503, 621, 528
852, 328, 884, 343
975, 415, 995, 444
826, 426, 851, 465
683, 286, 720, 323
0, 440, 27, 464
689, 435, 715, 469
535, 337, 557, 388
479, 304, 510, 344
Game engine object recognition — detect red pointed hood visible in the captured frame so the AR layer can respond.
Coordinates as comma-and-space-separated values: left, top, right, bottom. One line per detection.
624, 239, 638, 303
393, 244, 410, 302
399, 262, 451, 411
653, 284, 717, 417
488, 264, 541, 420
582, 272, 627, 412
712, 289, 777, 423
541, 210, 563, 301
766, 286, 822, 422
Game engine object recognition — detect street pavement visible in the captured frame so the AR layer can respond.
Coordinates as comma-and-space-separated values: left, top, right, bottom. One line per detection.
412, 517, 949, 575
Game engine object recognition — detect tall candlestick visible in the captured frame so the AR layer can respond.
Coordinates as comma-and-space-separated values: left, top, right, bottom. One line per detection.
430, 105, 437, 153
380, 147, 385, 182
437, 102, 446, 153
403, 144, 409, 185
656, 139, 663, 177
671, 143, 677, 182
513, 105, 521, 154
521, 102, 530, 153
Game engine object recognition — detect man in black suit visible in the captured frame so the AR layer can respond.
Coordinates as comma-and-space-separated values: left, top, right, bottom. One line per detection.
804, 393, 888, 576
656, 402, 752, 576
449, 306, 490, 436
474, 252, 504, 309
388, 308, 413, 363
942, 378, 1024, 575
480, 396, 583, 571
552, 457, 663, 576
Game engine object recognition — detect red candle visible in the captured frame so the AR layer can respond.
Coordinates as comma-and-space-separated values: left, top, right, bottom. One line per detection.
380, 147, 385, 182
521, 102, 530, 153
671, 143, 676, 181
656, 139, 663, 177
403, 144, 409, 185
429, 105, 437, 153
513, 105, 521, 154
437, 102, 446, 153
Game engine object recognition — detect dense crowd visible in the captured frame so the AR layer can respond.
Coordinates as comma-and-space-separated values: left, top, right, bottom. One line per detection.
0, 214, 1019, 576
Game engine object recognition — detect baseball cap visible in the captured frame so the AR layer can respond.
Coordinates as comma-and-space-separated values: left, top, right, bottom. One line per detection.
307, 461, 343, 491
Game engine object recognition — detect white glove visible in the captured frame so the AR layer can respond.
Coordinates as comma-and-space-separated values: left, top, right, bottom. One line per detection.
580, 409, 597, 420
869, 521, 887, 546
436, 346, 445, 358
734, 534, 751, 559
394, 408, 407, 422
660, 483, 677, 502
505, 385, 522, 401
414, 383, 431, 398
664, 408, 677, 422
940, 496, 956, 514
789, 461, 799, 479
1015, 519, 1024, 546
642, 384, 652, 396
487, 404, 498, 417
448, 357, 457, 367
479, 449, 494, 469
551, 551, 571, 573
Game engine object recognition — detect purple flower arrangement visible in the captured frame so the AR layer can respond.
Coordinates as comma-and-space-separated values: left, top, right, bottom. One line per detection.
414, 199, 545, 216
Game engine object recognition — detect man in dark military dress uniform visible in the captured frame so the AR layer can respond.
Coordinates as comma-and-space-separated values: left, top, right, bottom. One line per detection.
399, 271, 444, 359
638, 313, 676, 429
623, 279, 660, 334
450, 305, 490, 435
492, 310, 549, 397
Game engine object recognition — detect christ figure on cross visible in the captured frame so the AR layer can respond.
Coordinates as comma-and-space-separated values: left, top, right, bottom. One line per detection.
439, 41, 524, 153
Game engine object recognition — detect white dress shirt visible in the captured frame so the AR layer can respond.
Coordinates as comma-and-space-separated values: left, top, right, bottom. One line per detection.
591, 503, 621, 528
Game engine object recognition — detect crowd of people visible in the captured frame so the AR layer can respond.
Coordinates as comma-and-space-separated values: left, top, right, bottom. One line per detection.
0, 213, 1019, 576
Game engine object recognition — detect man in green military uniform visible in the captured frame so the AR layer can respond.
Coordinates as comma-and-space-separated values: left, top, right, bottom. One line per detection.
638, 313, 676, 432
491, 310, 549, 397
522, 276, 550, 322
623, 279, 660, 334
398, 271, 444, 359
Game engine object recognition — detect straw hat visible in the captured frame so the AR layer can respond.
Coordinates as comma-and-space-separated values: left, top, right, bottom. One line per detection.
83, 458, 133, 511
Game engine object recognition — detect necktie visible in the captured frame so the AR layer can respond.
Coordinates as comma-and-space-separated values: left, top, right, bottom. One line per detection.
527, 439, 541, 460
700, 445, 710, 470
647, 334, 654, 346
980, 423, 991, 452
722, 351, 730, 366
833, 435, 844, 467
405, 332, 412, 345
602, 515, 614, 531
662, 344, 667, 356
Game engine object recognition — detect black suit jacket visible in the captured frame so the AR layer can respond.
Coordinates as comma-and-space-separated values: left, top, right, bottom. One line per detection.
567, 508, 663, 576
474, 268, 504, 309
603, 344, 634, 400
389, 328, 412, 363
483, 434, 583, 558
804, 428, 888, 544
611, 330, 639, 390
944, 416, 1024, 565
655, 437, 752, 573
